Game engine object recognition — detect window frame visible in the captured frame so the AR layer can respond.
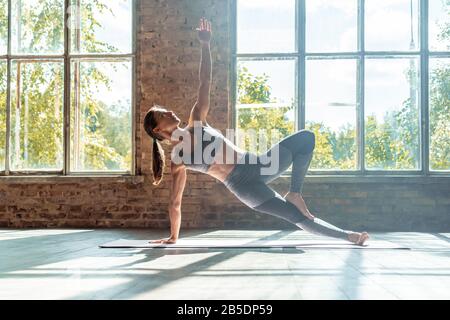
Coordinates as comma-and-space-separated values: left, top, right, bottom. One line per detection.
1, 0, 137, 176
231, 0, 450, 177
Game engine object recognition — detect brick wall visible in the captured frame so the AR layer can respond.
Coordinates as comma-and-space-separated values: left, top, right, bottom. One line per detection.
0, 0, 449, 232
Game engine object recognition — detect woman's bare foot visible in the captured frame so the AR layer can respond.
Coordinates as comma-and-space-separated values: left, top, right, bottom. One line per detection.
284, 192, 315, 220
348, 232, 370, 246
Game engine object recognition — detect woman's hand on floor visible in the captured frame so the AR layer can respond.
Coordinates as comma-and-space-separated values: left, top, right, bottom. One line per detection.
149, 236, 178, 244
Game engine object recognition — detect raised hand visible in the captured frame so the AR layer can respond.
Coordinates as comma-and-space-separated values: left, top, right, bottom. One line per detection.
196, 17, 212, 44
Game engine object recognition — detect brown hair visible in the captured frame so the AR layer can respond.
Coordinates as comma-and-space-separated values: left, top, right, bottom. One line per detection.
143, 107, 166, 185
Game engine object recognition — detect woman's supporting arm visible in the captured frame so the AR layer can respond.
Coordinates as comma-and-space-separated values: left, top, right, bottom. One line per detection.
149, 162, 186, 244
168, 162, 187, 241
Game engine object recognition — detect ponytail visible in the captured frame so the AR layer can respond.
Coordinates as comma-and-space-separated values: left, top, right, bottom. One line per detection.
143, 106, 167, 186
152, 137, 165, 186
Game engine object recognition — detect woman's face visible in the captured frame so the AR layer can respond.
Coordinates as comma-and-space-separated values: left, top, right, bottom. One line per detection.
152, 107, 180, 138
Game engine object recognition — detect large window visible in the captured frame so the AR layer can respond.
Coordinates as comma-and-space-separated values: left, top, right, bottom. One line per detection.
0, 0, 134, 175
233, 0, 450, 175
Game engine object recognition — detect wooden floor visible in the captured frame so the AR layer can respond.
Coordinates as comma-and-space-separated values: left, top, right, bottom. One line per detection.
1, 229, 449, 300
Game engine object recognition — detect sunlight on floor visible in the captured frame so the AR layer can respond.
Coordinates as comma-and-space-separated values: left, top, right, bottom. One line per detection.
0, 229, 449, 299
0, 229, 94, 241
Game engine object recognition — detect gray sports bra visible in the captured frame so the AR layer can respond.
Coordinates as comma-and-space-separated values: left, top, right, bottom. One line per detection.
178, 125, 225, 173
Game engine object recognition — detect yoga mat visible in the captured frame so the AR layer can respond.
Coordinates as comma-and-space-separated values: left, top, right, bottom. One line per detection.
99, 238, 409, 249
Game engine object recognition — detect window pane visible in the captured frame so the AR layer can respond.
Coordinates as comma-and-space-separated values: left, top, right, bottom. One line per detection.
429, 58, 450, 171
0, 60, 6, 170
237, 0, 296, 54
236, 58, 296, 152
306, 0, 357, 53
365, 57, 420, 170
365, 0, 419, 51
0, 0, 7, 54
429, 0, 450, 52
70, 0, 133, 54
70, 59, 132, 172
11, 0, 64, 54
305, 58, 358, 170
10, 61, 64, 170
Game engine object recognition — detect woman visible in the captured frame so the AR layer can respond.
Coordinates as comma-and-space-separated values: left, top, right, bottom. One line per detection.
144, 18, 369, 246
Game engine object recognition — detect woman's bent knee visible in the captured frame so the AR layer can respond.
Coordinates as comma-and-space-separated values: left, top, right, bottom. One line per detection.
294, 129, 316, 154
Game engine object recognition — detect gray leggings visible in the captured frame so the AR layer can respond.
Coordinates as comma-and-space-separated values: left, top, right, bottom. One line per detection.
223, 129, 351, 240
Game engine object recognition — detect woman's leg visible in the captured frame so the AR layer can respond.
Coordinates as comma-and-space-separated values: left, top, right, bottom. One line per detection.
253, 192, 352, 241
258, 129, 315, 194
224, 165, 364, 243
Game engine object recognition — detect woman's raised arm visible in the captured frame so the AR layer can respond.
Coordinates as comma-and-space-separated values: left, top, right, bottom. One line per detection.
189, 17, 212, 126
